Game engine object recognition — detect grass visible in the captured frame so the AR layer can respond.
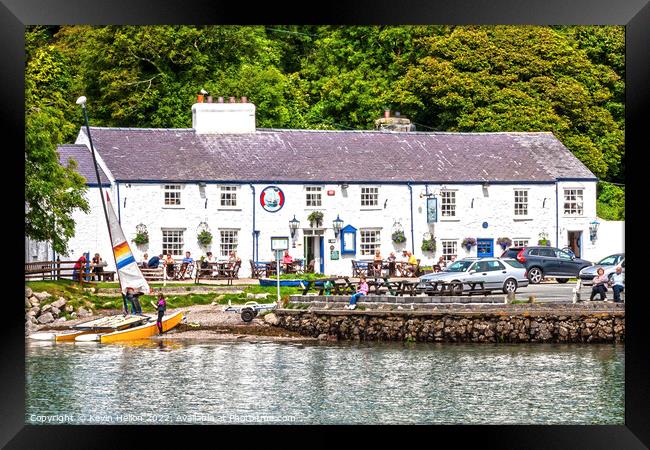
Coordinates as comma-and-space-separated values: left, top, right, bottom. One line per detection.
26, 280, 303, 313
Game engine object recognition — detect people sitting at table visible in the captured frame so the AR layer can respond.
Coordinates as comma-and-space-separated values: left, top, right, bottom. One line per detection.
435, 256, 446, 272
147, 254, 162, 268
404, 251, 418, 276
72, 254, 87, 281
140, 253, 149, 268
387, 252, 397, 277
282, 250, 295, 273
179, 251, 194, 279
163, 253, 175, 278
91, 253, 106, 281
371, 249, 383, 276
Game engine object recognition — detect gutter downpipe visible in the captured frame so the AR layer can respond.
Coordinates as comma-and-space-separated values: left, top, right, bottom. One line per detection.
407, 183, 415, 254
116, 182, 121, 223
555, 181, 559, 248
249, 184, 257, 262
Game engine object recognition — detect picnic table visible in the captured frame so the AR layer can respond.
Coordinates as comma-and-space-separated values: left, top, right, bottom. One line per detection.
195, 261, 241, 285
416, 280, 489, 296
300, 277, 356, 295
352, 260, 420, 278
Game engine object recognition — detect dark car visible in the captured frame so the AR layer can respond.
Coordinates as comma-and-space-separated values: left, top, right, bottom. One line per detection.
500, 246, 592, 284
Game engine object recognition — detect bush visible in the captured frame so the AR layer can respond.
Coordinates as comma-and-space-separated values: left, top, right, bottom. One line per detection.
392, 230, 406, 244
133, 231, 149, 246
197, 230, 213, 246
421, 238, 436, 252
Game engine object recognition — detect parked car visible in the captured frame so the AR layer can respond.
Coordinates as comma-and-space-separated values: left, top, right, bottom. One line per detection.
418, 257, 529, 294
579, 253, 625, 285
500, 246, 592, 284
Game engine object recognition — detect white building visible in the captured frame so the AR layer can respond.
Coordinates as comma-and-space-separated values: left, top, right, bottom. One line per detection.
43, 99, 623, 276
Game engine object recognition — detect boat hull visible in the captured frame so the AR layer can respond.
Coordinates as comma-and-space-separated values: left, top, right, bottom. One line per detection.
259, 278, 306, 287
99, 311, 184, 343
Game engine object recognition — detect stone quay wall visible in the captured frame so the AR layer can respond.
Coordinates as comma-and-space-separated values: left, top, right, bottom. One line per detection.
272, 303, 625, 343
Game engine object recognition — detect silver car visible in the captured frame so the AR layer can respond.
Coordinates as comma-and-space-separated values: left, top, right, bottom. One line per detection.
418, 257, 529, 294
579, 253, 625, 285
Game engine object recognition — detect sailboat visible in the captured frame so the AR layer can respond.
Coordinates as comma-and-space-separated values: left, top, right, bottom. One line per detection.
30, 97, 183, 343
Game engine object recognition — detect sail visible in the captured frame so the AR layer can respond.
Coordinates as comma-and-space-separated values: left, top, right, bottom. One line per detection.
106, 193, 151, 295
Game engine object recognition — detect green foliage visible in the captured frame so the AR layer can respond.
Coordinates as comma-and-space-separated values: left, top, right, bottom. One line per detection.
597, 182, 625, 220
307, 211, 324, 226
132, 230, 149, 246
25, 25, 625, 229
197, 230, 213, 246
421, 238, 436, 252
392, 230, 406, 244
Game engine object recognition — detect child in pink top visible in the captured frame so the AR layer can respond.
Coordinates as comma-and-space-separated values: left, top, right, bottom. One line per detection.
347, 276, 368, 310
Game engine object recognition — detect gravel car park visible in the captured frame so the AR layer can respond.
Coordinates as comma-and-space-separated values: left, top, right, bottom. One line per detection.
418, 257, 529, 294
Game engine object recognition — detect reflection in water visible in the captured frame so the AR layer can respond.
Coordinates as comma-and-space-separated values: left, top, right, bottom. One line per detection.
26, 341, 624, 425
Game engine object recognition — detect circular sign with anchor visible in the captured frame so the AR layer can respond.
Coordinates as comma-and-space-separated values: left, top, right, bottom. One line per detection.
260, 186, 285, 213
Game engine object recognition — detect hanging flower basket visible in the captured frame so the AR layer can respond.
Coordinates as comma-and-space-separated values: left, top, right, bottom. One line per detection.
132, 230, 149, 246
307, 211, 323, 227
538, 232, 550, 247
497, 237, 512, 250
197, 230, 213, 246
421, 238, 436, 253
392, 230, 406, 244
462, 237, 477, 251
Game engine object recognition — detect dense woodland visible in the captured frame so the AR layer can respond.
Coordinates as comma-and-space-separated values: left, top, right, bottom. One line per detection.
25, 25, 625, 253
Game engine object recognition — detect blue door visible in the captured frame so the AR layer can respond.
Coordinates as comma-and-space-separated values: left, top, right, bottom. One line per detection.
477, 239, 494, 258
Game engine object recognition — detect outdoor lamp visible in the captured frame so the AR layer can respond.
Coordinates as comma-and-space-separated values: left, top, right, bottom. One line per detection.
289, 215, 300, 238
589, 220, 600, 242
333, 215, 344, 237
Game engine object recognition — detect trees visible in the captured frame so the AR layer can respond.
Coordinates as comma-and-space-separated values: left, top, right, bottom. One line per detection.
25, 27, 89, 254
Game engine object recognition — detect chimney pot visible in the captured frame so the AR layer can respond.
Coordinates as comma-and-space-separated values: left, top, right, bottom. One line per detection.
384, 109, 390, 118
217, 96, 224, 103
241, 96, 247, 103
229, 97, 236, 103
197, 94, 204, 103
206, 96, 213, 103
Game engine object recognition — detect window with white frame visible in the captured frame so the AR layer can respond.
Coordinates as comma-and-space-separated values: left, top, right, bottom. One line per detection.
305, 186, 322, 207
162, 229, 184, 256
513, 239, 529, 247
441, 191, 456, 217
360, 187, 379, 207
359, 229, 380, 256
563, 189, 584, 215
163, 184, 182, 206
514, 190, 528, 216
220, 186, 237, 207
219, 230, 238, 257
442, 240, 457, 261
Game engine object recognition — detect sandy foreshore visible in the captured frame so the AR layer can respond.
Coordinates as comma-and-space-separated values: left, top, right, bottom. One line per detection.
36, 303, 315, 342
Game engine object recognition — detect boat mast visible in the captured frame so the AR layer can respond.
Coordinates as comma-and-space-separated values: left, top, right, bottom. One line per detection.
76, 96, 125, 295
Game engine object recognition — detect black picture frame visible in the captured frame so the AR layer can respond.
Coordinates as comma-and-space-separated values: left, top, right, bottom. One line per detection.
3, 0, 647, 447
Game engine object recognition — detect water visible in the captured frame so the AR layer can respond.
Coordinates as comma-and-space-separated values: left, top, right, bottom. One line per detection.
26, 340, 624, 425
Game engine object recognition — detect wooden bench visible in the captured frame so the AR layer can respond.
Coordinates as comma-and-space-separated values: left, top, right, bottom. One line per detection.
141, 267, 165, 281
300, 277, 355, 295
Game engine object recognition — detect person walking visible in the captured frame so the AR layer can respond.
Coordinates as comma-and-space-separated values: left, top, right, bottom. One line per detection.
610, 266, 625, 302
589, 267, 609, 301
346, 276, 368, 310
151, 293, 167, 335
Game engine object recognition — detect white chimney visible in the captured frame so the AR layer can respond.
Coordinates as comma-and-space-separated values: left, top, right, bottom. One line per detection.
192, 101, 256, 134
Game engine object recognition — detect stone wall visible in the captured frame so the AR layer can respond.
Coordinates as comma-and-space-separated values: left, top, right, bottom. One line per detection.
273, 304, 624, 343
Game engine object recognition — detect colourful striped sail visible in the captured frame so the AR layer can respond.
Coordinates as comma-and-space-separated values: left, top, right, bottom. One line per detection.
106, 193, 151, 295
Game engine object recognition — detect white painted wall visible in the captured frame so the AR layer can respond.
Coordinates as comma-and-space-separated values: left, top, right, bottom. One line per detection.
31, 179, 624, 276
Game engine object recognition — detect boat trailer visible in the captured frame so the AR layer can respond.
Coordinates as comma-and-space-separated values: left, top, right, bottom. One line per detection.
223, 301, 277, 322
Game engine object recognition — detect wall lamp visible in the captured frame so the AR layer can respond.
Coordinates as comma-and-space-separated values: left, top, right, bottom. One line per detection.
589, 220, 600, 242
333, 215, 344, 238
289, 215, 300, 238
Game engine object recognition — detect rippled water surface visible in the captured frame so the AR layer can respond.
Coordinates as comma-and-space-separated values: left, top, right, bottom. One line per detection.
26, 340, 624, 424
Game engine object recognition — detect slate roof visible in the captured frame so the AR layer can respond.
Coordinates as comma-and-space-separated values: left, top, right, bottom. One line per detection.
57, 144, 111, 185
70, 127, 596, 183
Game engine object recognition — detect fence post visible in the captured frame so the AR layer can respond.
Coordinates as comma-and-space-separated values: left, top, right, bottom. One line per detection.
56, 257, 61, 280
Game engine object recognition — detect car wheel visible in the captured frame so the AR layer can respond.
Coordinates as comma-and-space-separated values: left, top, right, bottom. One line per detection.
528, 267, 543, 284
503, 278, 518, 294
241, 308, 255, 322
556, 278, 569, 284
450, 281, 463, 295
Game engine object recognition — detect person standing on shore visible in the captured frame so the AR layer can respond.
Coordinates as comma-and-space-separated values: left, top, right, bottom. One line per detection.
346, 276, 368, 310
124, 287, 144, 315
610, 266, 625, 302
152, 293, 167, 335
